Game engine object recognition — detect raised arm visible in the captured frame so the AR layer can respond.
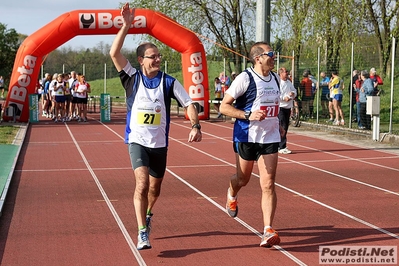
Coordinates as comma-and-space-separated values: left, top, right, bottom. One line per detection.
109, 3, 135, 72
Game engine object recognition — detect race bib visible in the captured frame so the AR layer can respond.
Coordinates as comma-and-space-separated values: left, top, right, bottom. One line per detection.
260, 104, 279, 117
136, 106, 162, 126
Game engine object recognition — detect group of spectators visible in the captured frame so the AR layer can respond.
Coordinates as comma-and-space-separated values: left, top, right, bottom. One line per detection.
350, 68, 383, 130
213, 71, 237, 118
210, 66, 383, 152
37, 71, 91, 123
298, 67, 382, 129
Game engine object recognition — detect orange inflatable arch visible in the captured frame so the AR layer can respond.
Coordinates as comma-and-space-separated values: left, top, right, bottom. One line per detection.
3, 8, 209, 122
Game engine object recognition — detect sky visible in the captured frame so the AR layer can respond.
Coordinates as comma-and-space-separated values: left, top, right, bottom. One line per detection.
1, 0, 139, 50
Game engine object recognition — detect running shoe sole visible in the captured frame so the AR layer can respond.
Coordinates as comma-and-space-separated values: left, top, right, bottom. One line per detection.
260, 232, 281, 248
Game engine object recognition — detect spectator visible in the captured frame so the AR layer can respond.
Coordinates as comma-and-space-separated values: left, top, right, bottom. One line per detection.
329, 70, 345, 125
42, 73, 52, 117
63, 73, 72, 121
41, 73, 51, 116
220, 41, 283, 248
49, 73, 58, 119
319, 72, 330, 118
0, 76, 4, 98
231, 72, 237, 81
74, 74, 91, 122
349, 70, 359, 122
109, 3, 202, 250
52, 74, 67, 123
68, 71, 79, 120
299, 71, 312, 119
357, 70, 374, 130
213, 77, 223, 118
307, 70, 318, 118
369, 68, 383, 96
219, 71, 230, 96
354, 73, 363, 128
278, 67, 297, 154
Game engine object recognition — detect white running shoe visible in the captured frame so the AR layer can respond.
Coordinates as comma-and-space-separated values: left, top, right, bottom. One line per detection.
137, 230, 151, 250
278, 148, 292, 154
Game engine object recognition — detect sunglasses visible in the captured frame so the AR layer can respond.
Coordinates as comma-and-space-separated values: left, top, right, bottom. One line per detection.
257, 51, 275, 58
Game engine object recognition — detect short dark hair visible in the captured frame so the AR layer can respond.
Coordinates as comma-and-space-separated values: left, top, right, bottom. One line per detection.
249, 41, 270, 64
136, 42, 158, 58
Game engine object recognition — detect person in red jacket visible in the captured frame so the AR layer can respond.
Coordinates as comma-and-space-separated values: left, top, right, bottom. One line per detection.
299, 71, 312, 119
369, 68, 383, 96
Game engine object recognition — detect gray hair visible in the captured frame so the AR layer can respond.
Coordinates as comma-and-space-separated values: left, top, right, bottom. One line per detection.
361, 70, 369, 79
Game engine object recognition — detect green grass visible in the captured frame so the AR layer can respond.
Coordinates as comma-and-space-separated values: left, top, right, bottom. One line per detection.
0, 125, 19, 144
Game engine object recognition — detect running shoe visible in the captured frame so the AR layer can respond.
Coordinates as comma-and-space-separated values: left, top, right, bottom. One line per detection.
340, 119, 345, 125
146, 213, 153, 236
260, 228, 281, 248
226, 189, 238, 217
137, 229, 151, 250
278, 148, 292, 154
333, 120, 340, 125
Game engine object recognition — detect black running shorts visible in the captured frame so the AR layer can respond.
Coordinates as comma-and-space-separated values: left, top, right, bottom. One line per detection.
233, 142, 279, 161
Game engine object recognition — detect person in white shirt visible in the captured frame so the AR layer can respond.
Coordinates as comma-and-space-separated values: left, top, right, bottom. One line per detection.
278, 67, 297, 154
109, 3, 202, 251
220, 41, 284, 248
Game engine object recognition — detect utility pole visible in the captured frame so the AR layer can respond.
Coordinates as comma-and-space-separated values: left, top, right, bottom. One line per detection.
255, 0, 271, 43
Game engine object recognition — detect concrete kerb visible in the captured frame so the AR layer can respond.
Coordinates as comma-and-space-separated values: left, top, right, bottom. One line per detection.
0, 122, 28, 216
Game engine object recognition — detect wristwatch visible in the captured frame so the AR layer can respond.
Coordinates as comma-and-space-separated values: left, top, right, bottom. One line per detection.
244, 111, 252, 120
192, 123, 201, 130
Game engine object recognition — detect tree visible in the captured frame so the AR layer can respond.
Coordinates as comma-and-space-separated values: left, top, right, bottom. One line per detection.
363, 0, 399, 76
273, 0, 311, 87
0, 23, 23, 86
127, 0, 256, 74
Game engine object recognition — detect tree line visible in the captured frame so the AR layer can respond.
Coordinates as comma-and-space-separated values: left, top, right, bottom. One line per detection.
1, 0, 398, 87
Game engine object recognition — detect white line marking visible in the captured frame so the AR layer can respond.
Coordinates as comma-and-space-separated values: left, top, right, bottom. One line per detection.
279, 148, 399, 197
169, 136, 399, 240
64, 123, 146, 266
173, 122, 399, 196
166, 168, 307, 266
291, 142, 399, 172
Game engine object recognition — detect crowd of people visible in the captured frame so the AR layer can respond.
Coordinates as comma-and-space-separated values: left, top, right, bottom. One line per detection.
37, 71, 91, 123
294, 67, 383, 129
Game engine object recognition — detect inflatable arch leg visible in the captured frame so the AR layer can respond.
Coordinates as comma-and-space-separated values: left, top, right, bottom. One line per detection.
2, 9, 209, 122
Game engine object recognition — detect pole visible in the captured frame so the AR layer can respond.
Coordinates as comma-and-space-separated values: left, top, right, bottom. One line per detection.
104, 63, 107, 94
389, 37, 395, 134
349, 42, 354, 128
316, 47, 320, 124
256, 0, 271, 43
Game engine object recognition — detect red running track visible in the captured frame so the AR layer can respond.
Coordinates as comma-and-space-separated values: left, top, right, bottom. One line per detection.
0, 112, 398, 266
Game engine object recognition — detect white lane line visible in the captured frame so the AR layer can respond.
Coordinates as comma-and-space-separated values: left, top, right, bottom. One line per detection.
279, 155, 399, 196
166, 167, 307, 266
64, 123, 146, 266
172, 122, 399, 196
290, 142, 399, 172
169, 136, 399, 240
